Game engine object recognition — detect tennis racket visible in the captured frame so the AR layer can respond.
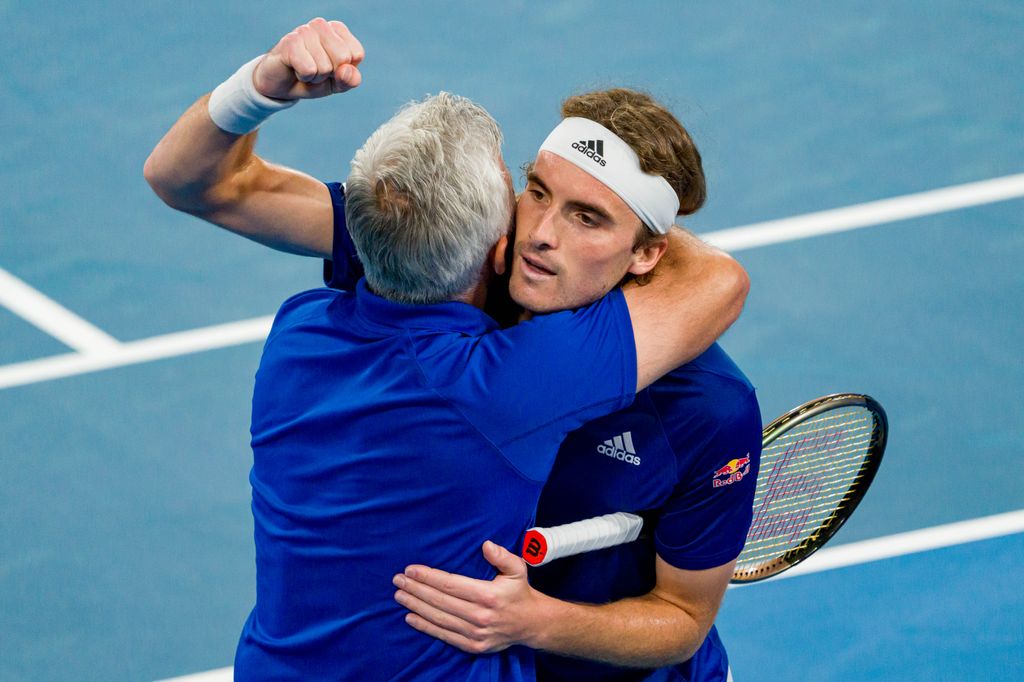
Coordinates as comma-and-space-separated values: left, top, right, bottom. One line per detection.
521, 393, 888, 584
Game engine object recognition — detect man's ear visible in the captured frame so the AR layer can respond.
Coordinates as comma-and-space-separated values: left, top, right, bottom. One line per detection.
627, 236, 669, 277
492, 234, 510, 276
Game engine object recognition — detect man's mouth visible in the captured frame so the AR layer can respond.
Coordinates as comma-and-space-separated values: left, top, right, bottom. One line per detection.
520, 253, 557, 277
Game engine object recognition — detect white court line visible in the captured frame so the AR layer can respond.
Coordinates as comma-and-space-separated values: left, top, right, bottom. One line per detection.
0, 267, 122, 354
2, 171, 1024, 391
701, 172, 1024, 252
154, 508, 1024, 682
156, 669, 233, 682
737, 507, 1024, 584
0, 316, 273, 390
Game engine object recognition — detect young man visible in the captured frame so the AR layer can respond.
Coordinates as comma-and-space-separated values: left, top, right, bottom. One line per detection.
389, 94, 761, 682
144, 18, 748, 682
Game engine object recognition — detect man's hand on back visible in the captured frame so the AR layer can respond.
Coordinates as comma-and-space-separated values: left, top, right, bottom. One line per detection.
393, 541, 550, 654
254, 18, 365, 101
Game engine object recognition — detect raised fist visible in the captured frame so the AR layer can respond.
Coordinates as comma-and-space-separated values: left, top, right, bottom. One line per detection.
253, 18, 365, 100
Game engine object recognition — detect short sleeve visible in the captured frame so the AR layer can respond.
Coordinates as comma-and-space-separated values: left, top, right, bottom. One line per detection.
654, 386, 762, 570
321, 182, 365, 290
427, 289, 638, 481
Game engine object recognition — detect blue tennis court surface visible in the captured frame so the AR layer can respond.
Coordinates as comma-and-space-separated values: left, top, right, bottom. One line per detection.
720, 533, 1024, 679
1, 2, 1022, 680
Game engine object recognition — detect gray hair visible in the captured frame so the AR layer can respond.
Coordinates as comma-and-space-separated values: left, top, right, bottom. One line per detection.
344, 92, 512, 304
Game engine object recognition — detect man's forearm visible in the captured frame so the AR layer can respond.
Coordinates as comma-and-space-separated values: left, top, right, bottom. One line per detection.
652, 229, 750, 346
394, 543, 732, 666
528, 591, 708, 667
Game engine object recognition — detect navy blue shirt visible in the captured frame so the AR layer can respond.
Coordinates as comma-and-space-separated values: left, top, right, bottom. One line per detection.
322, 183, 761, 682
235, 238, 638, 677
531, 346, 761, 682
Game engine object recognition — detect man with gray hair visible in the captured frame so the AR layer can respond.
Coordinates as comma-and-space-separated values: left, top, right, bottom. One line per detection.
342, 91, 515, 305
145, 18, 747, 681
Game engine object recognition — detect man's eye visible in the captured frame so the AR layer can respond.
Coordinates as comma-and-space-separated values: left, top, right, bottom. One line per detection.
528, 188, 544, 200
576, 213, 597, 227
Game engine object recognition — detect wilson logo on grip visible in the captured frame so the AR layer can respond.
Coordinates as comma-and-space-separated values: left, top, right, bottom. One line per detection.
521, 530, 548, 566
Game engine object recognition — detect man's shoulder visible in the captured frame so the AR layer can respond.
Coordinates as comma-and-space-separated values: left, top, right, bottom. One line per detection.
650, 344, 757, 419
634, 346, 761, 470
267, 287, 349, 341
279, 286, 346, 316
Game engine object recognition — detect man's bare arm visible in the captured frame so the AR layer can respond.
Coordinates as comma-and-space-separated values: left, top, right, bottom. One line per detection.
144, 99, 334, 256
394, 542, 733, 667
143, 18, 364, 258
623, 228, 749, 391
526, 556, 733, 666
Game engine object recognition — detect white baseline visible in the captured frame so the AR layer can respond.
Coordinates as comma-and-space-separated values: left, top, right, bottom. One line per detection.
0, 267, 121, 354
1, 171, 1023, 391
0, 316, 273, 390
701, 172, 1024, 252
154, 508, 1024, 682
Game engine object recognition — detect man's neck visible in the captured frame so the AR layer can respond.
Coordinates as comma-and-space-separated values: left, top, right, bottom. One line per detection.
455, 281, 490, 310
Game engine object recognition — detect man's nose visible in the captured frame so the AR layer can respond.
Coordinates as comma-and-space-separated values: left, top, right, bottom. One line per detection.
527, 207, 559, 251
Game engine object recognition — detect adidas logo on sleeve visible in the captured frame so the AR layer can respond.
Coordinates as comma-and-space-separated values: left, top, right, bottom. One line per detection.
596, 431, 641, 466
570, 139, 607, 166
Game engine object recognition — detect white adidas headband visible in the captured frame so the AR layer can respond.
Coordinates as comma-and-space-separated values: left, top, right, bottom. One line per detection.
538, 117, 679, 234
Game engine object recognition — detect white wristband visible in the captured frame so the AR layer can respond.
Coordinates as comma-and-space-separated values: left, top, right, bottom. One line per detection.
207, 56, 298, 135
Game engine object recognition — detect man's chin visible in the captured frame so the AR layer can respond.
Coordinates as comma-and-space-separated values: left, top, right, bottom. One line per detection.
509, 280, 555, 315
510, 282, 599, 315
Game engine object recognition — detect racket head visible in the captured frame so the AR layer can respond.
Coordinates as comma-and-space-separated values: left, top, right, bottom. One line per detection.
730, 393, 887, 584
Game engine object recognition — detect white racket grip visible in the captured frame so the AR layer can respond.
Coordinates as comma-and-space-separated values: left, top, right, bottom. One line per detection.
521, 512, 644, 567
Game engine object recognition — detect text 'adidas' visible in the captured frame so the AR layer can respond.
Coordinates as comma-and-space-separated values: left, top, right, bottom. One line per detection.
597, 431, 641, 466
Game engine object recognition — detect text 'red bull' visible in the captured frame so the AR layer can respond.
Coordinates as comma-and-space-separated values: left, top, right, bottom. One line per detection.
712, 455, 751, 488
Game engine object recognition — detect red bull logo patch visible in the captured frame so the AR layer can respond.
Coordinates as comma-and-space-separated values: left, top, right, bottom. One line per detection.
712, 454, 751, 488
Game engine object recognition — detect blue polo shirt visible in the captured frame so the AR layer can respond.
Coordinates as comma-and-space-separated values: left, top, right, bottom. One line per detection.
235, 235, 637, 677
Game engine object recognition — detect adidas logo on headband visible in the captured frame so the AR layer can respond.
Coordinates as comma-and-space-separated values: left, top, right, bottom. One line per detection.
570, 139, 607, 167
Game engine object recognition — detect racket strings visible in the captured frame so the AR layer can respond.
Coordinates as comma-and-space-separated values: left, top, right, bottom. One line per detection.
754, 421, 873, 483
748, 480, 863, 523
741, 486, 862, 557
761, 409, 870, 444
746, 443, 870, 523
746, 454, 872, 515
735, 407, 879, 576
740, 486, 872, 565
749, 440, 876, 493
738, 496, 856, 559
750, 422, 872, 510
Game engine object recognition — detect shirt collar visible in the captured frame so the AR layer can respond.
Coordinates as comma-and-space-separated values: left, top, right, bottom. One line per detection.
351, 278, 499, 334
